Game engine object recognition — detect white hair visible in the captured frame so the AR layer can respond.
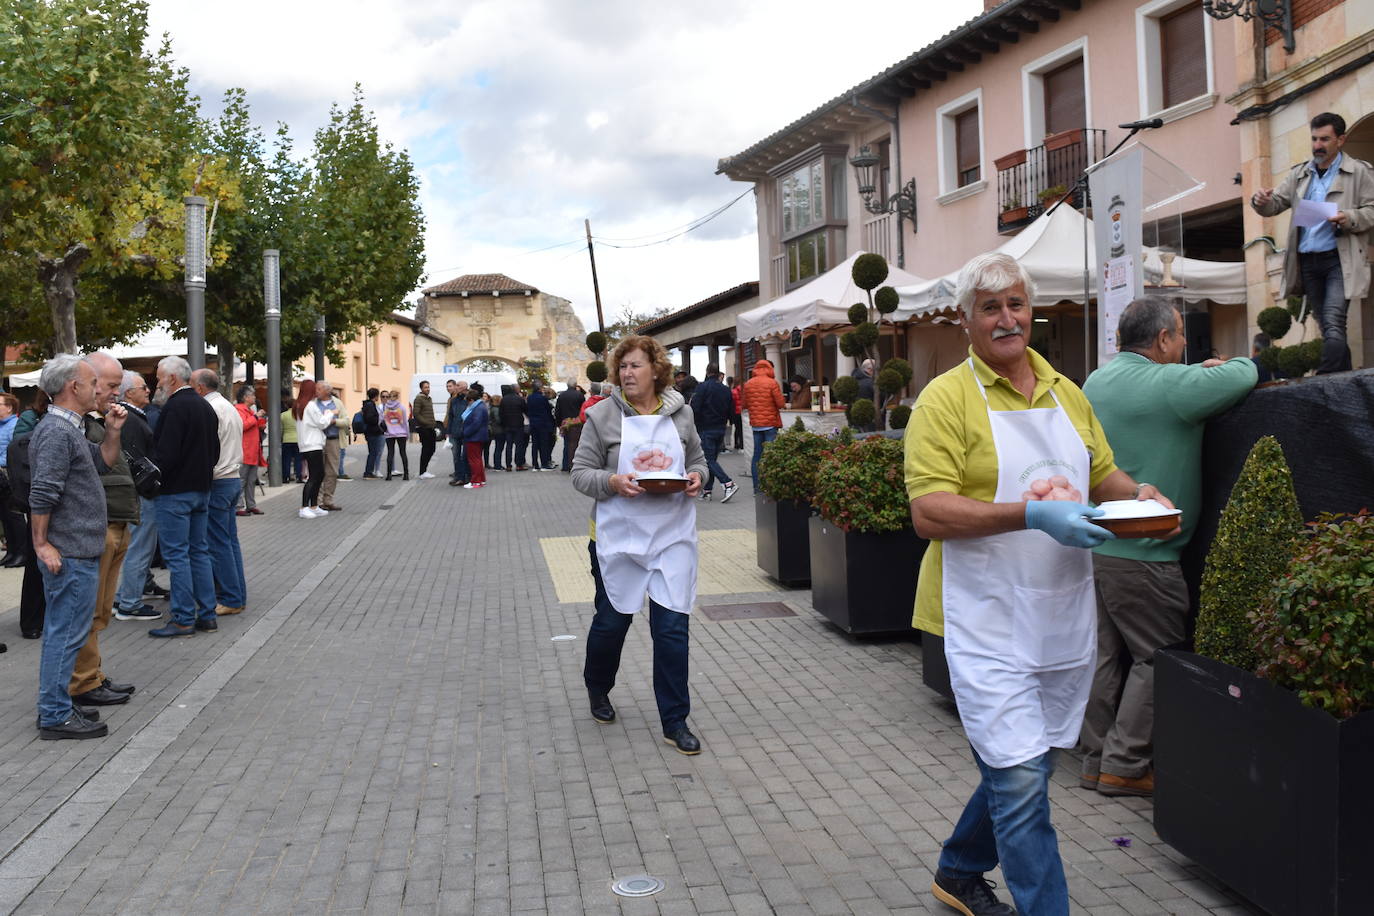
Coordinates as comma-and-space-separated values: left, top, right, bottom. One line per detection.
39, 354, 86, 398
158, 355, 192, 383
119, 370, 143, 397
955, 252, 1037, 320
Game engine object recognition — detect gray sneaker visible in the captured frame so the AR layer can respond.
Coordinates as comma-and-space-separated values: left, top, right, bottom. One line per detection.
720, 482, 739, 503
698, 490, 712, 501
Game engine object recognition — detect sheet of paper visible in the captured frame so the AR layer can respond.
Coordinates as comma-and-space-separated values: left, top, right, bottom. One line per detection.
1293, 197, 1338, 229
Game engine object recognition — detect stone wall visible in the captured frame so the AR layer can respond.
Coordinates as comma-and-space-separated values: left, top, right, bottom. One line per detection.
425, 289, 589, 387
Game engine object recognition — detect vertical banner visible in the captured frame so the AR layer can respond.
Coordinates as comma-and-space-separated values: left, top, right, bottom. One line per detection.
1087, 147, 1144, 365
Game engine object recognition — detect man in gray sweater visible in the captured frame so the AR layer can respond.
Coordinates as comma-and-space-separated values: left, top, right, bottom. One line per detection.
29, 355, 127, 739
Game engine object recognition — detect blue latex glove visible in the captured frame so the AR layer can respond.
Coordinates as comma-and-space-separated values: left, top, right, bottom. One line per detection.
1024, 500, 1116, 548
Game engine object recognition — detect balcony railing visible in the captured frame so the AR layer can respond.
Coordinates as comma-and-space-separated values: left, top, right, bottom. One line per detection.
862, 213, 894, 264
995, 128, 1106, 234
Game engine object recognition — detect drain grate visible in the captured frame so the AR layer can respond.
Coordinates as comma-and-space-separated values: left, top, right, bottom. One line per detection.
611, 875, 664, 897
698, 602, 796, 622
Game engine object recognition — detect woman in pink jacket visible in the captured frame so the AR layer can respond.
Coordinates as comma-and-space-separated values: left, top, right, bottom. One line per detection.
235, 385, 268, 516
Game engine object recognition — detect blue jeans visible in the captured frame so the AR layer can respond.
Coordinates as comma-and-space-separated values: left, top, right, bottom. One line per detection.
364, 434, 385, 476
583, 540, 691, 733
1299, 249, 1351, 373
939, 747, 1067, 916
208, 478, 246, 608
449, 433, 468, 482
114, 496, 159, 609
699, 427, 732, 491
38, 555, 100, 726
750, 427, 778, 489
157, 490, 217, 627
281, 442, 301, 481
531, 427, 555, 468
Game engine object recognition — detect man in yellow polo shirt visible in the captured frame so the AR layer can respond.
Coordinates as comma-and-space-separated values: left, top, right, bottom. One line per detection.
903, 252, 1174, 916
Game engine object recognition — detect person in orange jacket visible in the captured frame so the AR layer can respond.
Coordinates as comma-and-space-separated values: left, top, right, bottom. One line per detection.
741, 359, 785, 490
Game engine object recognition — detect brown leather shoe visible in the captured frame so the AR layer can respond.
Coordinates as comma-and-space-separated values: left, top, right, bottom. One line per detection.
1079, 770, 1100, 790
1097, 771, 1153, 797
215, 605, 245, 615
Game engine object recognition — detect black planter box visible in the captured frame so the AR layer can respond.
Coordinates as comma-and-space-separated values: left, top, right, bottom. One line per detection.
920, 632, 954, 702
754, 495, 813, 586
807, 516, 926, 635
1155, 650, 1374, 916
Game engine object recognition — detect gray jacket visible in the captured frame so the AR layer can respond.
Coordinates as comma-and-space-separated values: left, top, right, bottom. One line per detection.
28, 413, 109, 559
571, 387, 708, 502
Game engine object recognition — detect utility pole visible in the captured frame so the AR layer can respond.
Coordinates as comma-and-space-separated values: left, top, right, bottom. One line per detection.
264, 250, 282, 487
585, 219, 606, 336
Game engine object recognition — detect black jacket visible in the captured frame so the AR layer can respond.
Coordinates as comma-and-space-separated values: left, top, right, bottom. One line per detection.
498, 388, 527, 432
555, 388, 585, 424
362, 399, 384, 437
690, 377, 733, 430
117, 403, 155, 460
152, 387, 219, 494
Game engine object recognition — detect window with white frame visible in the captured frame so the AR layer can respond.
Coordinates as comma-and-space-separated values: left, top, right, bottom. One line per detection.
1021, 38, 1090, 148
1136, 0, 1213, 121
936, 89, 985, 200
780, 159, 824, 236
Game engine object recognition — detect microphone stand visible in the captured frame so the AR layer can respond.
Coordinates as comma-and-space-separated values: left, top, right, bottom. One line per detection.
1043, 124, 1148, 377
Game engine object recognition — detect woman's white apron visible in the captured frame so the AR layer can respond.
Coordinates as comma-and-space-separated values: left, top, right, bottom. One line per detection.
942, 359, 1096, 768
595, 413, 697, 615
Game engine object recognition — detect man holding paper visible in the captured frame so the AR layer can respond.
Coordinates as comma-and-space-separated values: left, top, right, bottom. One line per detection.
1251, 112, 1374, 374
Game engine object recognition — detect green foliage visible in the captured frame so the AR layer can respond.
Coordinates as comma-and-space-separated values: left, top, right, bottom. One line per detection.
1196, 436, 1303, 671
813, 437, 912, 533
1257, 346, 1282, 372
838, 331, 861, 358
834, 425, 855, 445
604, 303, 672, 343
585, 360, 608, 382
791, 416, 806, 432
851, 253, 889, 291
848, 398, 876, 427
1256, 306, 1292, 340
847, 302, 868, 325
1252, 512, 1374, 719
518, 359, 550, 389
757, 426, 831, 504
874, 286, 899, 314
888, 405, 912, 429
853, 321, 880, 348
884, 357, 913, 385
1286, 295, 1305, 318
831, 375, 859, 404
1275, 340, 1321, 378
877, 367, 904, 395
586, 331, 607, 355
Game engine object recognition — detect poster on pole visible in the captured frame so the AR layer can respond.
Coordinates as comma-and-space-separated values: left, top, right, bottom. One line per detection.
1087, 147, 1144, 365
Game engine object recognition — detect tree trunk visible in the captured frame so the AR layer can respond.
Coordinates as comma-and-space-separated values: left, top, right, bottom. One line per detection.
37, 243, 91, 355
217, 335, 235, 394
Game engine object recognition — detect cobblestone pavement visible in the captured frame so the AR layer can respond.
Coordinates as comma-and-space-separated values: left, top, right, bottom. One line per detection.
0, 445, 1258, 914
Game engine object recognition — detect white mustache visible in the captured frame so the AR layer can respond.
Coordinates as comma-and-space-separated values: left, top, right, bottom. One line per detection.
991, 326, 1023, 340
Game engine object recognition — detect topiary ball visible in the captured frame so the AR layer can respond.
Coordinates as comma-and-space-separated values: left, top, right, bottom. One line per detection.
1275, 344, 1309, 378
1256, 306, 1292, 341
1286, 295, 1306, 319
1299, 338, 1323, 372
888, 405, 912, 430
839, 331, 862, 358
831, 375, 859, 404
851, 253, 889, 291
585, 360, 608, 382
884, 357, 913, 384
874, 286, 899, 314
585, 331, 607, 355
848, 398, 876, 427
854, 321, 880, 348
1257, 346, 1282, 372
847, 303, 868, 325
877, 367, 904, 395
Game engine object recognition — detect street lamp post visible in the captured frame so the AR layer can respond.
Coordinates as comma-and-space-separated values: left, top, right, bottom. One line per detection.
314, 315, 326, 381
849, 147, 917, 268
184, 196, 208, 369
1202, 0, 1293, 53
264, 249, 283, 487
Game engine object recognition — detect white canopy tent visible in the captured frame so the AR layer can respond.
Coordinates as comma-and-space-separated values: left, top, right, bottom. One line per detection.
735, 251, 926, 341
4, 323, 221, 386
895, 205, 1247, 319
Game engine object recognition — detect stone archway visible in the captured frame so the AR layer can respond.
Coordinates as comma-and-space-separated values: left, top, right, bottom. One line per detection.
1345, 112, 1374, 165
420, 274, 589, 386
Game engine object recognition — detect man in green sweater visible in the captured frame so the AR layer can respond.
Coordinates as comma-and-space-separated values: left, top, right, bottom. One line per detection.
1080, 299, 1257, 797
413, 380, 437, 479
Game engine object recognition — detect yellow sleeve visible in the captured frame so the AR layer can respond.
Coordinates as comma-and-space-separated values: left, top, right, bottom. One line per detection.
904, 376, 967, 501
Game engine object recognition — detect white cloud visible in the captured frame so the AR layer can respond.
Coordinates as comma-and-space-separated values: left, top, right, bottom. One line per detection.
145, 0, 983, 332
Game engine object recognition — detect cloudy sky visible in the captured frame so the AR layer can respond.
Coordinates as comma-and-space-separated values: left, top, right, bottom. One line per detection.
146, 0, 983, 333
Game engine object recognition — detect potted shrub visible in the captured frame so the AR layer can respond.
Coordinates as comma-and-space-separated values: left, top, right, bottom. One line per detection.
754, 420, 830, 586
808, 436, 927, 635
1154, 438, 1374, 916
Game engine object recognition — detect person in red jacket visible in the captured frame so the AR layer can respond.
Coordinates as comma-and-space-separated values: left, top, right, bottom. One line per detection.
234, 385, 267, 516
742, 359, 785, 491
578, 381, 607, 423
727, 376, 743, 452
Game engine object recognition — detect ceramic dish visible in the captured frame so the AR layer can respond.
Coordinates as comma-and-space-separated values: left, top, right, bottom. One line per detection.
1091, 499, 1182, 539
636, 472, 689, 494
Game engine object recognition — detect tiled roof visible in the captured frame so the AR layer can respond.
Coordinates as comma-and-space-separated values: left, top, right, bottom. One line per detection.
637, 282, 760, 335
423, 273, 539, 296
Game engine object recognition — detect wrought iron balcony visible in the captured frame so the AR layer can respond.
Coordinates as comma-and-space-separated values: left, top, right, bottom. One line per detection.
995, 128, 1107, 234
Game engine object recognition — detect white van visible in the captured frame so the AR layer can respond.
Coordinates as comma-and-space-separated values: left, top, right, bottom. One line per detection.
409, 371, 518, 424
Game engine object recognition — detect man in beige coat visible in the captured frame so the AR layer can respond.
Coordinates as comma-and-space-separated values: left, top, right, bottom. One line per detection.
1251, 111, 1374, 374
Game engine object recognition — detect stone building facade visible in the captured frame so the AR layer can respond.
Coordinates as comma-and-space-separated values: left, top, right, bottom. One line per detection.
420, 274, 589, 387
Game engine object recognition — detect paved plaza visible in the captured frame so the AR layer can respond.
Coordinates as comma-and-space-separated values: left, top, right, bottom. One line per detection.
0, 446, 1258, 915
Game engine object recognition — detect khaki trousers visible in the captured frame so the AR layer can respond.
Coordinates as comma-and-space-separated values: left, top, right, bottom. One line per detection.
1079, 554, 1189, 779
321, 438, 341, 507
71, 522, 131, 695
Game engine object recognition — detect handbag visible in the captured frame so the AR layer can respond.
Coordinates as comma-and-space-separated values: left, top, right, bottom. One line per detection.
124, 451, 162, 499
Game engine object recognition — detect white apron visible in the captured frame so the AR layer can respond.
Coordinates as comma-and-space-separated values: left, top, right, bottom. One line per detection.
942, 359, 1096, 768
594, 413, 698, 616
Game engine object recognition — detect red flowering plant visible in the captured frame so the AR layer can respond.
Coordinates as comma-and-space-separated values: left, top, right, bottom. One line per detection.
811, 436, 912, 534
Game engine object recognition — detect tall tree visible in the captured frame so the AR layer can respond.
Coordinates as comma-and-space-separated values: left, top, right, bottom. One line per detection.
0, 0, 201, 353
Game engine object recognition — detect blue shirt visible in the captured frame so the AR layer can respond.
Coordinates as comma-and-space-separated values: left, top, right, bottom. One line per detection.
0, 414, 16, 468
1298, 152, 1342, 254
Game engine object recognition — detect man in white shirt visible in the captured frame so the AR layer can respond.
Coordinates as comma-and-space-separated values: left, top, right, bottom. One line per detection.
192, 369, 246, 619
